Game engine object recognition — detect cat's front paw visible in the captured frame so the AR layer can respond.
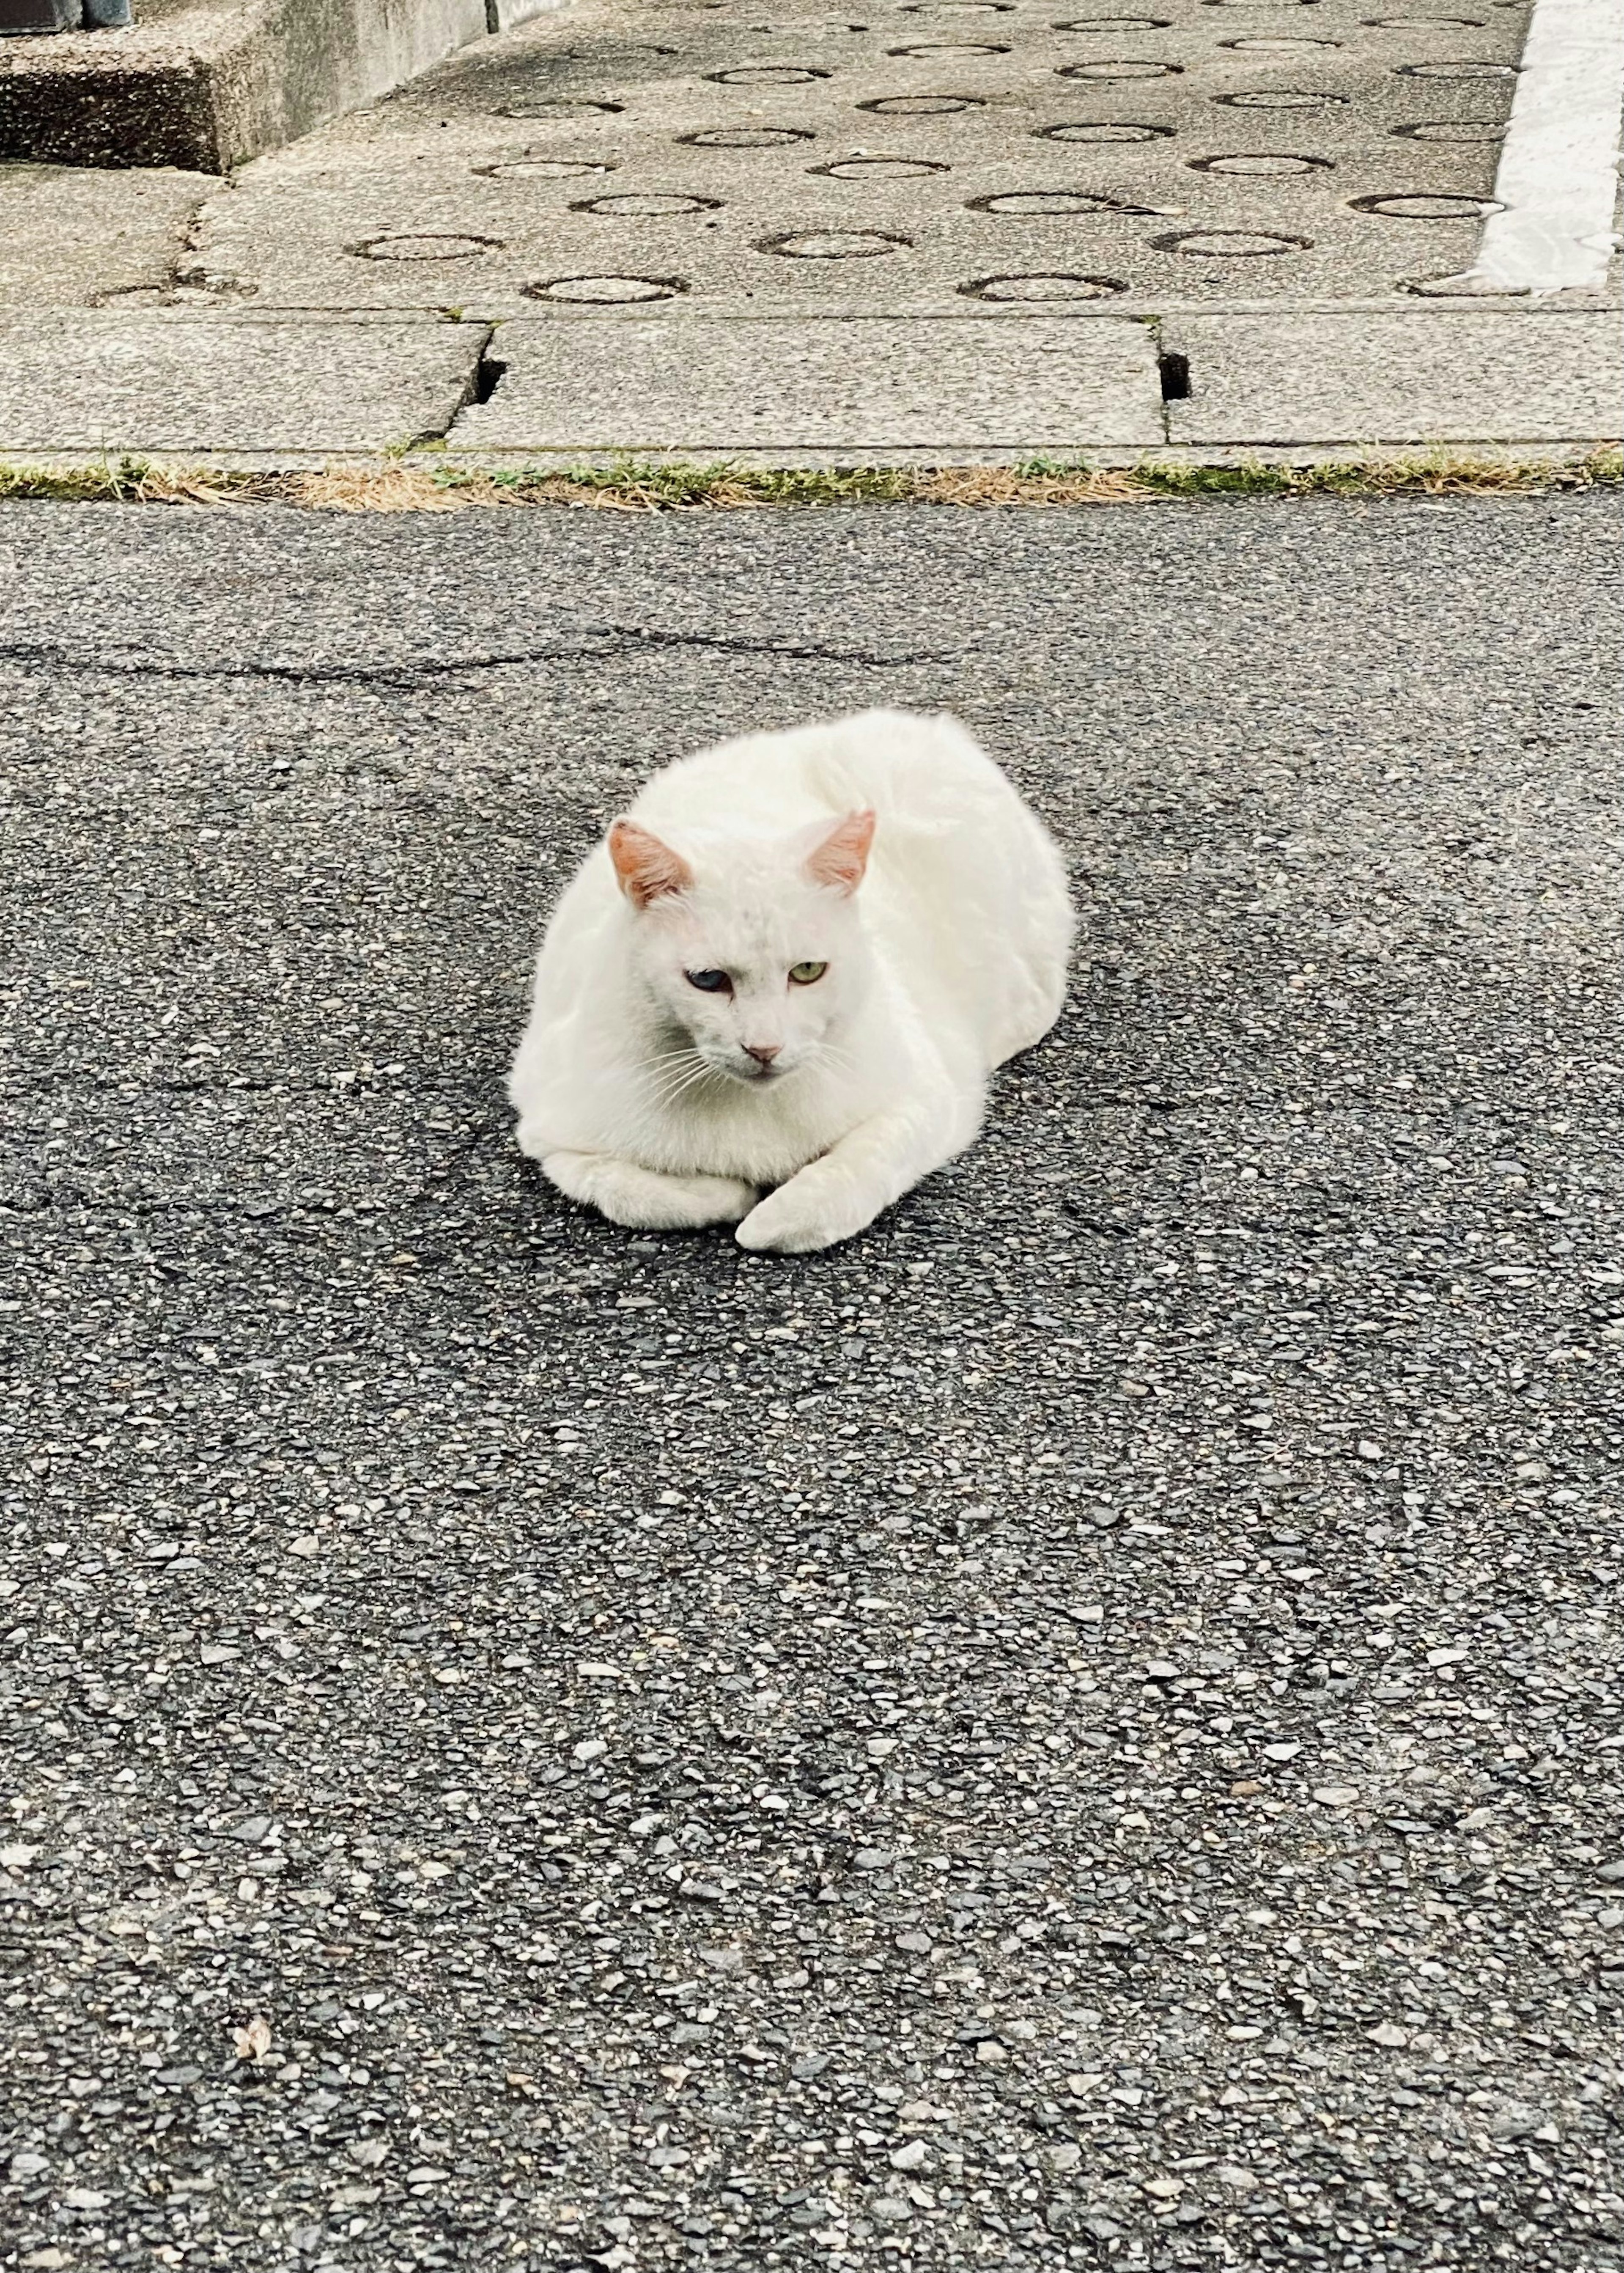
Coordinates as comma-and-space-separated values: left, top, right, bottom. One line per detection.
735, 1184, 851, 1254
602, 1169, 760, 1230
673, 1174, 761, 1228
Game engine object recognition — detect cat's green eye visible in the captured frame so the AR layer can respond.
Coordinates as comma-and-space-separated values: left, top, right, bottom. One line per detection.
686, 968, 732, 994
788, 961, 828, 987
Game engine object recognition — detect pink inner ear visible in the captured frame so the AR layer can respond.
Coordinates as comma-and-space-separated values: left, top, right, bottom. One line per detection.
807, 808, 876, 895
609, 819, 694, 908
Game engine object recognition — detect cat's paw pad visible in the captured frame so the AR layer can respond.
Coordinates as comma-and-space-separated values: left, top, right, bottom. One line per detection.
735, 1187, 847, 1254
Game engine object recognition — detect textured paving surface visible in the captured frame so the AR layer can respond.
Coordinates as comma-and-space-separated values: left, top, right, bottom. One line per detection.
2, 494, 1623, 2273
188, 0, 1536, 316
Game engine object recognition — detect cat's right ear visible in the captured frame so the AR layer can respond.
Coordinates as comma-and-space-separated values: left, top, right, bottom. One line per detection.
608, 819, 694, 910
805, 808, 876, 896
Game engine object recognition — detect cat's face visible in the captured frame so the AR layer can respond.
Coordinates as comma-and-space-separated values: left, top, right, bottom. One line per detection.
610, 811, 875, 1087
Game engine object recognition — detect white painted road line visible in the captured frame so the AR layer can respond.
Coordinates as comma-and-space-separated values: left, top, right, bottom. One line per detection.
1471, 0, 1624, 291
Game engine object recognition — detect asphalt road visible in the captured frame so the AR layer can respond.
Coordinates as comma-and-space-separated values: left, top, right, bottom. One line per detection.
1, 492, 1621, 2273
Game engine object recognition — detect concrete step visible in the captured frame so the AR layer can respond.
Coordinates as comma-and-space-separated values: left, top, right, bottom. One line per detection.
0, 0, 554, 172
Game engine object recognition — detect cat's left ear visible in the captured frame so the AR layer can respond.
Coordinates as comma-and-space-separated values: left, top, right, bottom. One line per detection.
805, 808, 876, 896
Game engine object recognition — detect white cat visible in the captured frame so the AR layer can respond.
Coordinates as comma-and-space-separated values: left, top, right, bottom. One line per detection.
508, 708, 1073, 1253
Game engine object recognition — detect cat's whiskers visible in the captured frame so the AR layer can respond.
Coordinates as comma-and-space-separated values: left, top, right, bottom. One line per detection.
642, 1054, 721, 1108
806, 1037, 863, 1085
623, 1043, 700, 1078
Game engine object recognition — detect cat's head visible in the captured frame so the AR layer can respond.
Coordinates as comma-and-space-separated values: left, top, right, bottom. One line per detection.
607, 809, 876, 1086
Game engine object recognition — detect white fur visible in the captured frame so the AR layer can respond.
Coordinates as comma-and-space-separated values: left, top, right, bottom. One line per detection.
507, 708, 1074, 1253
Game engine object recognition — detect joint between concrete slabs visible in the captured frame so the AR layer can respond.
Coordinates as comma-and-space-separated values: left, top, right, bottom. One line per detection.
192, 299, 1617, 325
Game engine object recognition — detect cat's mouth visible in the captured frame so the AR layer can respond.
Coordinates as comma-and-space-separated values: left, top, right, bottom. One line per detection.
688, 1046, 794, 1088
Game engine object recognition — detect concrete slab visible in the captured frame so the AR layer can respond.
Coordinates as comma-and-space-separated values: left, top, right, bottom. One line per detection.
1166, 309, 1624, 443
448, 313, 1165, 454
0, 163, 211, 309
194, 0, 1547, 315
0, 311, 485, 453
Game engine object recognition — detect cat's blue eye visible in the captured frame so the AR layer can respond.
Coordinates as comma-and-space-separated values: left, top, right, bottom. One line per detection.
685, 968, 732, 993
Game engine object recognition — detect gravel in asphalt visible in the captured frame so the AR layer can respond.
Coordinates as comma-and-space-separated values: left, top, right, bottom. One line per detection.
1, 494, 1621, 2273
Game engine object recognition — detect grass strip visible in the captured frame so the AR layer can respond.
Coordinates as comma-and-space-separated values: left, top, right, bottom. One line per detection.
1, 449, 1619, 512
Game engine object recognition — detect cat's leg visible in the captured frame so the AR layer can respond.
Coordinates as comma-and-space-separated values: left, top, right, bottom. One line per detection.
541, 1148, 758, 1232
735, 1086, 981, 1254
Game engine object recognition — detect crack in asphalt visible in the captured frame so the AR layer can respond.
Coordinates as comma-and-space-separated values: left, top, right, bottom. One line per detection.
0, 622, 953, 687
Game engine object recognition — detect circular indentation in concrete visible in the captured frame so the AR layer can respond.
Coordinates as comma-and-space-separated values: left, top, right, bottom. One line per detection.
1057, 55, 1183, 74
1350, 190, 1498, 216
499, 98, 625, 118
1040, 117, 1174, 138
960, 269, 1127, 297
1189, 149, 1330, 172
1365, 11, 1484, 21
681, 124, 815, 146
1395, 55, 1515, 73
1154, 227, 1309, 253
524, 273, 688, 302
969, 187, 1148, 211
1391, 116, 1503, 139
759, 228, 911, 257
350, 233, 502, 261
1054, 13, 1172, 24
1405, 269, 1528, 297
99, 281, 255, 308
93, 284, 173, 308
899, 0, 1014, 10
858, 91, 985, 110
560, 41, 676, 58
887, 38, 1011, 51
708, 62, 831, 82
1221, 32, 1342, 45
573, 191, 725, 216
812, 153, 951, 176
1214, 85, 1347, 104
475, 157, 619, 179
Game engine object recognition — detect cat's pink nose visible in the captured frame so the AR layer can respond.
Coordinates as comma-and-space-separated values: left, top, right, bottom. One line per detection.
744, 1042, 782, 1067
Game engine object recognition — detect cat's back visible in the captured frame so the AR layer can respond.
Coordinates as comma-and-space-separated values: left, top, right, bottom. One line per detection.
636, 710, 1072, 1067
843, 712, 1073, 1065
631, 708, 1006, 838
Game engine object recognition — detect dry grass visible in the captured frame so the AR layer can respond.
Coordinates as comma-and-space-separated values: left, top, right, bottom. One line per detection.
1, 448, 1619, 513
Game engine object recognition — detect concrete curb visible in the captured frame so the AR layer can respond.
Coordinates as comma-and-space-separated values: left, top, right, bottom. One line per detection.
0, 307, 1617, 464
0, 0, 554, 170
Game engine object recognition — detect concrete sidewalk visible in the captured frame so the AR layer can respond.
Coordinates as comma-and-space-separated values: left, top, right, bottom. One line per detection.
0, 0, 1620, 461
